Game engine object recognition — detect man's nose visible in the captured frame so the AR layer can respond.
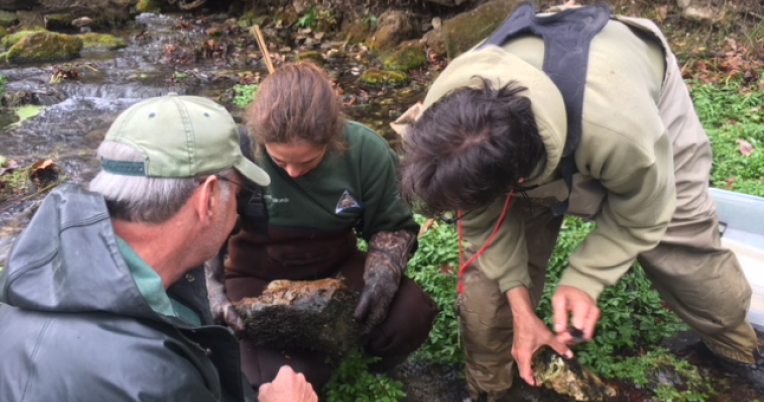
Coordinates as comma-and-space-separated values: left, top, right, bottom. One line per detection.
286, 165, 305, 178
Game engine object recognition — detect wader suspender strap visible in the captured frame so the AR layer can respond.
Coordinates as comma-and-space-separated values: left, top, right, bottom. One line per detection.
477, 1, 611, 215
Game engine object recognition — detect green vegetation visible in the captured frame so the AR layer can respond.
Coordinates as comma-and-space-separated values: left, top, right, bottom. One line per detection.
609, 348, 715, 402
0, 73, 7, 95
406, 216, 461, 364
689, 79, 763, 196
297, 5, 319, 29
325, 350, 406, 402
233, 84, 258, 107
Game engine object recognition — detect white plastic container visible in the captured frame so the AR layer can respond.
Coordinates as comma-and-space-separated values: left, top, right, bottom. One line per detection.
710, 188, 764, 331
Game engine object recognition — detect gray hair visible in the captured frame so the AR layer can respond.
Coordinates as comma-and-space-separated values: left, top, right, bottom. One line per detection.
89, 141, 234, 223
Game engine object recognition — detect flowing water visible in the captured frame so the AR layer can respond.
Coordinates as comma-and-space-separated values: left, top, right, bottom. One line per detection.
0, 12, 426, 264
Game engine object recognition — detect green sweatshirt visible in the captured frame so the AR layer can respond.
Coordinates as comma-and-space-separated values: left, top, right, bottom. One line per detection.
422, 15, 677, 299
257, 120, 418, 240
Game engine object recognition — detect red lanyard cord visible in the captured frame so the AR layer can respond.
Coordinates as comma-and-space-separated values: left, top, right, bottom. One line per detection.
457, 189, 515, 294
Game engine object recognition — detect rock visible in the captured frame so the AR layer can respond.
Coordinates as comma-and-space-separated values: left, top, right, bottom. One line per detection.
6, 31, 83, 63
72, 16, 94, 29
16, 10, 45, 30
360, 69, 409, 87
442, 0, 524, 59
0, 10, 17, 27
368, 9, 417, 52
676, 0, 725, 23
136, 0, 161, 13
382, 40, 427, 72
533, 347, 616, 401
0, 0, 37, 11
341, 19, 372, 45
37, 0, 133, 26
296, 50, 325, 65
234, 278, 367, 360
76, 32, 126, 51
1, 30, 37, 49
44, 13, 77, 31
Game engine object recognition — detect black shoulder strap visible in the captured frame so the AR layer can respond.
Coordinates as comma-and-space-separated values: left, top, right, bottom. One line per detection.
479, 1, 611, 215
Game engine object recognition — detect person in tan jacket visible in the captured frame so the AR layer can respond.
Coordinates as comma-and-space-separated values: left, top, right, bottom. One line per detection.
395, 2, 762, 401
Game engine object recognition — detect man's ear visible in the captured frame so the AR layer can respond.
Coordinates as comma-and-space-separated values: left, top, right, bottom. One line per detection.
195, 176, 219, 225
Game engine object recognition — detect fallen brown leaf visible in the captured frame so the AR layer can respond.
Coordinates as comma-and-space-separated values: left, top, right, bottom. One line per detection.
737, 139, 754, 156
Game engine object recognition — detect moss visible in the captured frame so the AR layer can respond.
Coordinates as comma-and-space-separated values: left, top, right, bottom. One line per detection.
77, 33, 126, 51
382, 41, 427, 72
136, 0, 161, 14
296, 51, 325, 65
443, 0, 520, 59
1, 30, 39, 50
0, 11, 17, 28
360, 69, 409, 87
6, 32, 83, 64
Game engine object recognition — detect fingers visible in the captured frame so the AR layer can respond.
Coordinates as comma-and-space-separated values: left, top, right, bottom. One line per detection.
225, 306, 245, 333
570, 299, 599, 340
551, 292, 570, 335
513, 346, 537, 387
547, 337, 573, 359
353, 291, 373, 322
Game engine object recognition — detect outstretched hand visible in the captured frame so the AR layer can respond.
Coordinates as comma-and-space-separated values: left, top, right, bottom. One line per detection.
204, 256, 245, 333
258, 366, 317, 402
552, 285, 600, 345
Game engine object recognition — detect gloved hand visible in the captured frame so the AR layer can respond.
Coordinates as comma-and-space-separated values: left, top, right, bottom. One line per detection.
353, 230, 417, 328
204, 253, 245, 333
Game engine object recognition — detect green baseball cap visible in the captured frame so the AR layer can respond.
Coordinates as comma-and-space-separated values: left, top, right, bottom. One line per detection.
100, 93, 270, 186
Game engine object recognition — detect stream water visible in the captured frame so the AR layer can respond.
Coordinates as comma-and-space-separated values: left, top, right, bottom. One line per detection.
0, 11, 761, 402
0, 12, 426, 264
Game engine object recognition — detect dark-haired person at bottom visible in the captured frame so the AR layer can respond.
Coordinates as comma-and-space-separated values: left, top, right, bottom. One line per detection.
394, 2, 762, 401
205, 61, 438, 393
0, 94, 316, 402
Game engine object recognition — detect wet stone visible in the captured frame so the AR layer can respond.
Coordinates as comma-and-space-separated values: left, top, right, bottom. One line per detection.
234, 278, 368, 360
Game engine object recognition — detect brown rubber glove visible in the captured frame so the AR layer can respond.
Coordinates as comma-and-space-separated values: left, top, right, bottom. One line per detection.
204, 253, 245, 333
353, 229, 417, 328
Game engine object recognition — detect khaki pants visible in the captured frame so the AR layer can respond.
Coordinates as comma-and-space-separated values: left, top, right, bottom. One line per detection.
459, 30, 758, 402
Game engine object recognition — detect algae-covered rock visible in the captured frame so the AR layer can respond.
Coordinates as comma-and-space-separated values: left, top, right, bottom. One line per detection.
234, 278, 366, 359
1, 30, 38, 49
0, 11, 18, 28
443, 0, 523, 59
382, 40, 426, 72
76, 32, 126, 51
136, 0, 161, 13
6, 31, 83, 63
360, 69, 409, 87
296, 50, 325, 65
533, 347, 616, 401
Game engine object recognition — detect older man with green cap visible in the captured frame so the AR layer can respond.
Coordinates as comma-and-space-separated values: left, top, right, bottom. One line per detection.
0, 94, 317, 402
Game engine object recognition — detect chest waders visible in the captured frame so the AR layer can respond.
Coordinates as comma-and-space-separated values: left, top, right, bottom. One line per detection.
478, 1, 611, 215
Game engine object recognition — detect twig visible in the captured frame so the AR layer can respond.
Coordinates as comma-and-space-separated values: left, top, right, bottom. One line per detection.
251, 25, 275, 74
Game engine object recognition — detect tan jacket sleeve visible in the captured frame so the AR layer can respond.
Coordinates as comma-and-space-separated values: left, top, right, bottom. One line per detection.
558, 126, 676, 299
460, 197, 531, 292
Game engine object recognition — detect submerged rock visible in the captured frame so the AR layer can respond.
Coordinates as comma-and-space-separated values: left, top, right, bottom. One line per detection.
6, 31, 82, 63
76, 32, 126, 51
382, 40, 427, 72
532, 347, 616, 401
360, 69, 409, 87
234, 278, 367, 360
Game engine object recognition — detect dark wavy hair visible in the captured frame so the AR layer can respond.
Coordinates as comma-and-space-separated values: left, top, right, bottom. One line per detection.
399, 78, 545, 216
